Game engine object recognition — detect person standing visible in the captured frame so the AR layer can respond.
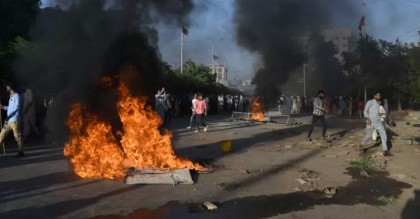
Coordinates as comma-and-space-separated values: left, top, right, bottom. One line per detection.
384, 98, 389, 116
194, 95, 208, 133
348, 97, 354, 119
278, 96, 284, 113
163, 93, 172, 127
187, 94, 198, 129
338, 96, 347, 117
204, 96, 210, 114
218, 95, 224, 112
155, 87, 166, 119
0, 84, 24, 157
242, 96, 250, 112
361, 91, 391, 156
372, 102, 386, 141
296, 96, 302, 114
22, 87, 40, 141
357, 99, 364, 119
307, 90, 328, 141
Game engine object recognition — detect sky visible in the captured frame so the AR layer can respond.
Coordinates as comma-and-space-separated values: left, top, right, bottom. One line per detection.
40, 0, 420, 81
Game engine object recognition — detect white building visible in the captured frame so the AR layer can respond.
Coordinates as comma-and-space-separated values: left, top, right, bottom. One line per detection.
319, 27, 352, 55
242, 80, 252, 86
209, 63, 228, 85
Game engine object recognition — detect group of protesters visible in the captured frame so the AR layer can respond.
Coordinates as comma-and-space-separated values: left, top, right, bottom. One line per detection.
307, 89, 393, 157
278, 95, 389, 120
155, 86, 394, 157
155, 88, 209, 132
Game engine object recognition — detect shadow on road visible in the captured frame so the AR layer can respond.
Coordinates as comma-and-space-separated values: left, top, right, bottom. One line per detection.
0, 185, 143, 219
401, 190, 420, 219
98, 167, 412, 219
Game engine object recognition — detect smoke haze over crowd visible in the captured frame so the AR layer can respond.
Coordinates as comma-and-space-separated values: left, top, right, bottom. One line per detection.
233, 0, 358, 105
14, 0, 194, 141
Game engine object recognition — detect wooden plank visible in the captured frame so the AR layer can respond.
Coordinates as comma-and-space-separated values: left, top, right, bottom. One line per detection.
124, 168, 194, 185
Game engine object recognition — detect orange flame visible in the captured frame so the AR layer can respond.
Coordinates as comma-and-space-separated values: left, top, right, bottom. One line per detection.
251, 97, 265, 121
64, 75, 205, 180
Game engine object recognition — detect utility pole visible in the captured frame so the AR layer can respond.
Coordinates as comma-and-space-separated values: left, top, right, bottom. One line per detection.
211, 39, 215, 74
363, 0, 367, 40
303, 64, 306, 97
180, 28, 184, 74
363, 0, 367, 104
208, 38, 215, 74
418, 30, 420, 46
302, 40, 307, 97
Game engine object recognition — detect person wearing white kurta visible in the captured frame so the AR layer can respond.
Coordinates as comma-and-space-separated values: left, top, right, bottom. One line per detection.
361, 92, 390, 156
372, 105, 386, 140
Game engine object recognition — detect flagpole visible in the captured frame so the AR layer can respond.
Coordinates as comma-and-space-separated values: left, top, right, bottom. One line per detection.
364, 0, 367, 39
181, 28, 184, 74
211, 39, 214, 74
363, 0, 367, 104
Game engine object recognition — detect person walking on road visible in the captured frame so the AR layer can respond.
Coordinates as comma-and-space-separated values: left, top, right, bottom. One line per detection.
187, 94, 198, 129
307, 90, 328, 141
194, 95, 208, 133
361, 91, 391, 156
0, 84, 24, 157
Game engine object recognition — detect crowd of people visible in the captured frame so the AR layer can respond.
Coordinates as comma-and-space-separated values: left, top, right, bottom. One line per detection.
155, 88, 210, 132
137, 86, 396, 157
278, 95, 389, 119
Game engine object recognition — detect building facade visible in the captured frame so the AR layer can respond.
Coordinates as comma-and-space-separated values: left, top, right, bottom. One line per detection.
319, 27, 352, 55
209, 63, 228, 85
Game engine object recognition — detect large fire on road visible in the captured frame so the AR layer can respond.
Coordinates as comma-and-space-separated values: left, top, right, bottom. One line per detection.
64, 71, 205, 180
251, 97, 265, 121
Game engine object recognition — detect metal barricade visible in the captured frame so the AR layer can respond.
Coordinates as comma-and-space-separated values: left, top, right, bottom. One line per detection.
231, 111, 301, 125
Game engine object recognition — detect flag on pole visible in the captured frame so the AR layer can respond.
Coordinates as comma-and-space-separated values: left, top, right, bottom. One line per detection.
358, 16, 365, 31
182, 26, 189, 36
213, 55, 220, 60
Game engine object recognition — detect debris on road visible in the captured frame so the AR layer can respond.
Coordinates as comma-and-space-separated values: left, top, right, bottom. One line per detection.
297, 178, 308, 184
323, 187, 337, 198
285, 145, 293, 149
242, 169, 262, 174
203, 202, 218, 211
322, 150, 350, 159
125, 168, 194, 185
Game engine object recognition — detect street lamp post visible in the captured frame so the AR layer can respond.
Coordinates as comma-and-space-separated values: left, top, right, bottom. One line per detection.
208, 38, 215, 74
303, 64, 306, 97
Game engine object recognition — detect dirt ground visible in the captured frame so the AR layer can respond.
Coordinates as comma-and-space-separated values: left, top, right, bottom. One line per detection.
0, 112, 419, 219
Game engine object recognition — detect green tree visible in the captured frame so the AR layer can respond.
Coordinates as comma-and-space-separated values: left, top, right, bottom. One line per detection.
160, 60, 234, 95
0, 0, 40, 47
180, 59, 216, 85
343, 36, 411, 110
0, 37, 29, 81
407, 46, 420, 103
306, 34, 346, 95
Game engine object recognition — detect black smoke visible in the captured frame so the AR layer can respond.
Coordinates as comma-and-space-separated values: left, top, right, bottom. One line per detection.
234, 0, 357, 106
14, 0, 194, 141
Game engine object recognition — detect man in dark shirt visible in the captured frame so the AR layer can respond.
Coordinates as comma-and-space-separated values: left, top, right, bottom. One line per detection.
307, 90, 328, 141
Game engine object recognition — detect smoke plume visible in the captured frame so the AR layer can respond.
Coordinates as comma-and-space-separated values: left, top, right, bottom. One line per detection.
14, 0, 194, 141
233, 0, 357, 105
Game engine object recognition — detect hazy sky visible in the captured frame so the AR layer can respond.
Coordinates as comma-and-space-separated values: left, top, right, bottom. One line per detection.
40, 0, 420, 81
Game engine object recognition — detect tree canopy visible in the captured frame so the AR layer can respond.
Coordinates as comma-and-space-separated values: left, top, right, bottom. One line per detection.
342, 36, 420, 108
160, 59, 235, 95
